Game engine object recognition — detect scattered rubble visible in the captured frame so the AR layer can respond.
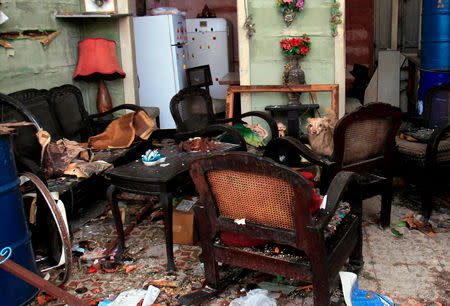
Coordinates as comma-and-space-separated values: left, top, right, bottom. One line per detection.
31, 189, 449, 305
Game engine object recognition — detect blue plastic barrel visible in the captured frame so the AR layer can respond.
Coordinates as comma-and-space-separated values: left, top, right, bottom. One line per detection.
0, 134, 39, 305
417, 70, 450, 116
421, 0, 450, 70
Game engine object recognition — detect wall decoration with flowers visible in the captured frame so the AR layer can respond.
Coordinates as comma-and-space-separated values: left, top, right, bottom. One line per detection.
330, 1, 343, 37
276, 0, 305, 26
243, 0, 255, 38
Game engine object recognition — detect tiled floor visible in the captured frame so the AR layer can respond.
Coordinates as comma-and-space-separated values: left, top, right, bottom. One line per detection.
35, 185, 449, 305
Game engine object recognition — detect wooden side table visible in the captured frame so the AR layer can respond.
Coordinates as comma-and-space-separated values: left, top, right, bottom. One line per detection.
265, 104, 319, 138
105, 142, 239, 271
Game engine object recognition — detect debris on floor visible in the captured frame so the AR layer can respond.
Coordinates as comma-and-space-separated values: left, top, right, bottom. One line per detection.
390, 214, 437, 238
229, 289, 277, 306
340, 271, 394, 305
32, 186, 449, 305
100, 288, 146, 305
256, 281, 297, 295
402, 214, 437, 237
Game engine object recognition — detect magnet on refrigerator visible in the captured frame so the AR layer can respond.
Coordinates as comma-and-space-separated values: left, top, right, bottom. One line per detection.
186, 18, 231, 102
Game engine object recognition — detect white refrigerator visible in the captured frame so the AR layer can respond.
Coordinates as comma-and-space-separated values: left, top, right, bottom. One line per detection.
133, 14, 188, 129
186, 18, 231, 101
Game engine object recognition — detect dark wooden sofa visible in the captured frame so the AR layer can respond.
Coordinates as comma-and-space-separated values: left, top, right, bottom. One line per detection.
0, 84, 159, 223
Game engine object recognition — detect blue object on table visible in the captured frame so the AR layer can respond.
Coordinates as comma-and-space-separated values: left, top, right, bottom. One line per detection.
0, 134, 39, 305
142, 149, 166, 166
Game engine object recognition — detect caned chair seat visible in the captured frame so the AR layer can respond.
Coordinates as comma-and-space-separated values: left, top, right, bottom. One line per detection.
393, 83, 450, 219
396, 136, 450, 166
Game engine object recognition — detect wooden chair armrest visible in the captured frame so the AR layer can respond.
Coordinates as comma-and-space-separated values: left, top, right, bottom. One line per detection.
215, 111, 279, 140
88, 104, 156, 136
265, 136, 333, 168
88, 104, 149, 119
0, 93, 42, 130
312, 171, 361, 231
425, 123, 450, 167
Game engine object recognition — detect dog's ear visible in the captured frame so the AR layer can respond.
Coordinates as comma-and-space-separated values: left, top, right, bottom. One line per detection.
325, 118, 332, 127
307, 118, 313, 123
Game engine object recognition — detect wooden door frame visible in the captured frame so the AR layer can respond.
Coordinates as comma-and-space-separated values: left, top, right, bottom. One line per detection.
225, 84, 339, 119
237, 0, 346, 118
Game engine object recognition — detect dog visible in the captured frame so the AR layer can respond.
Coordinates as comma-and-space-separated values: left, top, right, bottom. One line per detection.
306, 107, 338, 156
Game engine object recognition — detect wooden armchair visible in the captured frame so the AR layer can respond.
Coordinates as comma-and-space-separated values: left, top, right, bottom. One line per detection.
264, 103, 402, 227
395, 83, 450, 219
185, 65, 226, 116
170, 86, 278, 150
189, 152, 363, 306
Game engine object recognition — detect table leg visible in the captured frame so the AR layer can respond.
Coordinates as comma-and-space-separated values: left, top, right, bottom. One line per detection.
287, 109, 300, 138
160, 191, 176, 271
107, 185, 125, 258
233, 93, 241, 118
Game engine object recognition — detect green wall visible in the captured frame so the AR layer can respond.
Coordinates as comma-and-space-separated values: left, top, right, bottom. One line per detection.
0, 0, 125, 114
248, 0, 335, 124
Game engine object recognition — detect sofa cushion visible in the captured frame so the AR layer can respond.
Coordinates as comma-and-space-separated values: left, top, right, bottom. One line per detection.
49, 85, 91, 141
9, 89, 63, 139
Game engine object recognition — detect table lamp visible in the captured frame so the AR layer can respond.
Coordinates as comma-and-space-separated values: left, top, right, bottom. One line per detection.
73, 37, 126, 113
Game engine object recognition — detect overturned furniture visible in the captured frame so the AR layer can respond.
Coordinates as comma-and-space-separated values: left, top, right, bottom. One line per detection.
264, 102, 402, 227
189, 152, 363, 305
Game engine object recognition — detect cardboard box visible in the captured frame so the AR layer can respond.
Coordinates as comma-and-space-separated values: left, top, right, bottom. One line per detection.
172, 199, 198, 245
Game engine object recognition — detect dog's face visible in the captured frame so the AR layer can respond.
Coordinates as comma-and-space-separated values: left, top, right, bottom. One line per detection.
306, 117, 331, 136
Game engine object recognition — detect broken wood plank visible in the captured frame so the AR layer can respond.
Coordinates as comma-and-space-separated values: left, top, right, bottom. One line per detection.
0, 255, 89, 306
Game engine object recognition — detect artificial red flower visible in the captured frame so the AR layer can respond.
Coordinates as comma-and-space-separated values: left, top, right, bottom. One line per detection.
300, 46, 309, 54
280, 34, 311, 57
290, 38, 301, 47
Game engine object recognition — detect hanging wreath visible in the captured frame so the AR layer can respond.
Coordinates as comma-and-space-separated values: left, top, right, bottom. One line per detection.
330, 1, 343, 37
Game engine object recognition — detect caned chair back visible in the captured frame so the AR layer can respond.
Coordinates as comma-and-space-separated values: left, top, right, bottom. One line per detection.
190, 152, 314, 249
207, 169, 297, 230
170, 87, 215, 133
333, 102, 402, 173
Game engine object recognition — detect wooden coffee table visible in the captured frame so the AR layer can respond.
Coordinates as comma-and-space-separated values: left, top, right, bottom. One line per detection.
105, 142, 239, 271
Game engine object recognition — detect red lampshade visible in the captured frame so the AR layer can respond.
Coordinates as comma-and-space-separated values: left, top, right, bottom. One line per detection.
73, 37, 126, 81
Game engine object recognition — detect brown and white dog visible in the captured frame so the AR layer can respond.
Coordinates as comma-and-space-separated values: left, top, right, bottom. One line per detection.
306, 107, 338, 156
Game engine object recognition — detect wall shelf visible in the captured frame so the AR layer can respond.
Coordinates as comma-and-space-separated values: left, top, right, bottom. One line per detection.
56, 13, 130, 18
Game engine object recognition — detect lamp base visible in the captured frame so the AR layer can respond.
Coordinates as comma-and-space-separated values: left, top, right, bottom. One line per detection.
97, 79, 112, 113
